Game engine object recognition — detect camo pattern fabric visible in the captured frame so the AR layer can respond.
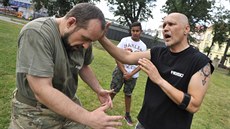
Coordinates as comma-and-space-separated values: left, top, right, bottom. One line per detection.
110, 67, 137, 96
8, 95, 89, 129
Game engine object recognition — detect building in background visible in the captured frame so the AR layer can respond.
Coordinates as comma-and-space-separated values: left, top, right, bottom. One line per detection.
8, 0, 33, 19
191, 26, 230, 68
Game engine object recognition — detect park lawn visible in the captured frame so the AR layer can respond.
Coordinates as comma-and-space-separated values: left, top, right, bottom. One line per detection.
0, 19, 229, 129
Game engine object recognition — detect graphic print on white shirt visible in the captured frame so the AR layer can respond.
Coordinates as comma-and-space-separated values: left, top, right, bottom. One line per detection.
117, 36, 147, 78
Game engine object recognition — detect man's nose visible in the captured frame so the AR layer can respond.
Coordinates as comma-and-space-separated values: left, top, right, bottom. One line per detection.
163, 25, 169, 31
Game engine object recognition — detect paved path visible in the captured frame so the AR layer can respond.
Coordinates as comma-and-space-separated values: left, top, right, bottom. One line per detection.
0, 15, 25, 25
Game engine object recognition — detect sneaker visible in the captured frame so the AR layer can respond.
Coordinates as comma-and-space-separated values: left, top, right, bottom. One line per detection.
125, 115, 133, 126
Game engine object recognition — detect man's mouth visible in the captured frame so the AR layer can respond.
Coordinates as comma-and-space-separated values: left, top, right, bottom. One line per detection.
164, 33, 171, 39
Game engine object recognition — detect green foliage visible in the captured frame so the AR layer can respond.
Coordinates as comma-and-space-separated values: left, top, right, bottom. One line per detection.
32, 0, 48, 12
162, 0, 213, 31
32, 0, 101, 17
1, 19, 230, 129
211, 8, 229, 45
210, 7, 230, 67
107, 0, 156, 27
48, 0, 73, 16
203, 46, 210, 53
3, 0, 9, 6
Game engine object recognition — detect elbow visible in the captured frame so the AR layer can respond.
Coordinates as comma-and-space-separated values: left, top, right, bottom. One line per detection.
188, 107, 199, 113
187, 103, 201, 113
118, 51, 136, 64
33, 92, 43, 103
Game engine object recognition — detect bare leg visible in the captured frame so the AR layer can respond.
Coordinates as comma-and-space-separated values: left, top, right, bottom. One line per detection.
125, 95, 131, 113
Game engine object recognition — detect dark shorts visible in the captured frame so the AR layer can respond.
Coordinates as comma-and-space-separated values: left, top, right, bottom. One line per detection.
110, 67, 137, 96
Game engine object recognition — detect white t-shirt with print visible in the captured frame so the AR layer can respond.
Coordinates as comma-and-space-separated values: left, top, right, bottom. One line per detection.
117, 36, 147, 78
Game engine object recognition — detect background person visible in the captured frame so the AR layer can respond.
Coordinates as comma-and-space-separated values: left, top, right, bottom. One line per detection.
99, 12, 214, 129
109, 22, 147, 126
9, 3, 123, 129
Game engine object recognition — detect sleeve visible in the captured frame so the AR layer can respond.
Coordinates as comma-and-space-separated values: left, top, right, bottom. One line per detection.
150, 46, 161, 63
192, 52, 214, 75
117, 38, 125, 48
16, 29, 54, 77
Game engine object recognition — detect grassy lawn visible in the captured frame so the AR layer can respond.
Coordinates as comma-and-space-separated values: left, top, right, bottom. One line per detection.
0, 19, 229, 129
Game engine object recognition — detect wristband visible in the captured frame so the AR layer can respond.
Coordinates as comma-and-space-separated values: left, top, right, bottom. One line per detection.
178, 93, 191, 110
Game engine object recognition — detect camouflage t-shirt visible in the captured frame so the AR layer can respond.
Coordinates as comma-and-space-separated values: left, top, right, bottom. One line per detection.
16, 17, 93, 101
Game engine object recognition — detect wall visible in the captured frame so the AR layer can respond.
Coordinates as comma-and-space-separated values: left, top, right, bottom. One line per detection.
106, 23, 165, 49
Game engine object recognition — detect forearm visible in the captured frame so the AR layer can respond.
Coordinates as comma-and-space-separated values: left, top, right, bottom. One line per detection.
129, 66, 141, 77
158, 79, 203, 113
79, 65, 102, 93
99, 36, 139, 64
27, 75, 90, 126
116, 60, 127, 73
37, 87, 90, 125
138, 58, 208, 113
158, 79, 184, 106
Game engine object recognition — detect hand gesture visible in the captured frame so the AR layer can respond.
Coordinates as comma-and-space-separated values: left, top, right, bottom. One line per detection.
123, 73, 132, 80
97, 89, 114, 108
87, 104, 123, 129
138, 58, 163, 85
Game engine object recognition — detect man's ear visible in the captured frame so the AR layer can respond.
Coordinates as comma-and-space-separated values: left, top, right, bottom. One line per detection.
185, 25, 190, 33
66, 17, 77, 28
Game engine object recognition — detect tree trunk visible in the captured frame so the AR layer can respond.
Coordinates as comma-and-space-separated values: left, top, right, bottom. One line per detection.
207, 40, 215, 57
219, 39, 230, 68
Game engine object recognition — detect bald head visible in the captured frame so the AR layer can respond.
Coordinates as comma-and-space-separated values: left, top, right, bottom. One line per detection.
166, 12, 189, 26
162, 12, 190, 49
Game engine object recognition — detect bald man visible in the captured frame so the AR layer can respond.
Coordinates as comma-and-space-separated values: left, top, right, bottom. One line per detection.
99, 12, 214, 129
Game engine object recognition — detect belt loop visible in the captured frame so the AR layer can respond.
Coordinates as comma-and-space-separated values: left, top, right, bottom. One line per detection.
12, 88, 18, 98
36, 101, 41, 108
36, 101, 43, 111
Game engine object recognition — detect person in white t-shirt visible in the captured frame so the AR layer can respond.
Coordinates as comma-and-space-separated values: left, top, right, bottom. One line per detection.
109, 22, 147, 126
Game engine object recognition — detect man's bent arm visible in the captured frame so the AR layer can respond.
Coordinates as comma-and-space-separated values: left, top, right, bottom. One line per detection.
27, 74, 123, 128
27, 75, 91, 125
116, 60, 127, 74
138, 58, 212, 113
158, 63, 212, 113
79, 65, 113, 107
79, 65, 103, 93
98, 36, 150, 64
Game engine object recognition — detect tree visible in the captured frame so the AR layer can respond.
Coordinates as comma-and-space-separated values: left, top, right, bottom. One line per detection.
3, 0, 9, 7
32, 0, 48, 12
107, 0, 156, 28
207, 3, 230, 68
161, 0, 214, 43
207, 7, 227, 55
2, 0, 9, 15
48, 0, 72, 17
217, 13, 230, 68
206, 22, 227, 57
33, 0, 100, 17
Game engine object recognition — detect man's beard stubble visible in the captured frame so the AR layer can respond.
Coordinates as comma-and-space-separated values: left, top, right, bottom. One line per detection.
61, 32, 73, 52
61, 27, 83, 53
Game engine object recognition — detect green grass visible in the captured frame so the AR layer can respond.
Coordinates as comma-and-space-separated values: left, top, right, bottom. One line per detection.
0, 19, 230, 129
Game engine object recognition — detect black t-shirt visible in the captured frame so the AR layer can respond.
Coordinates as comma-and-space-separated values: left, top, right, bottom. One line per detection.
137, 46, 214, 129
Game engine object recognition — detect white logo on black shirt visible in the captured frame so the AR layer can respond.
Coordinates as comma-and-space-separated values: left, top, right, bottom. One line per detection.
171, 70, 184, 78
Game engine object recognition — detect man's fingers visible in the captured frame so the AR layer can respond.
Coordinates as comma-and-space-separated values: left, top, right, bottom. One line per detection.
105, 121, 122, 127
107, 89, 114, 94
100, 103, 110, 111
108, 115, 124, 121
